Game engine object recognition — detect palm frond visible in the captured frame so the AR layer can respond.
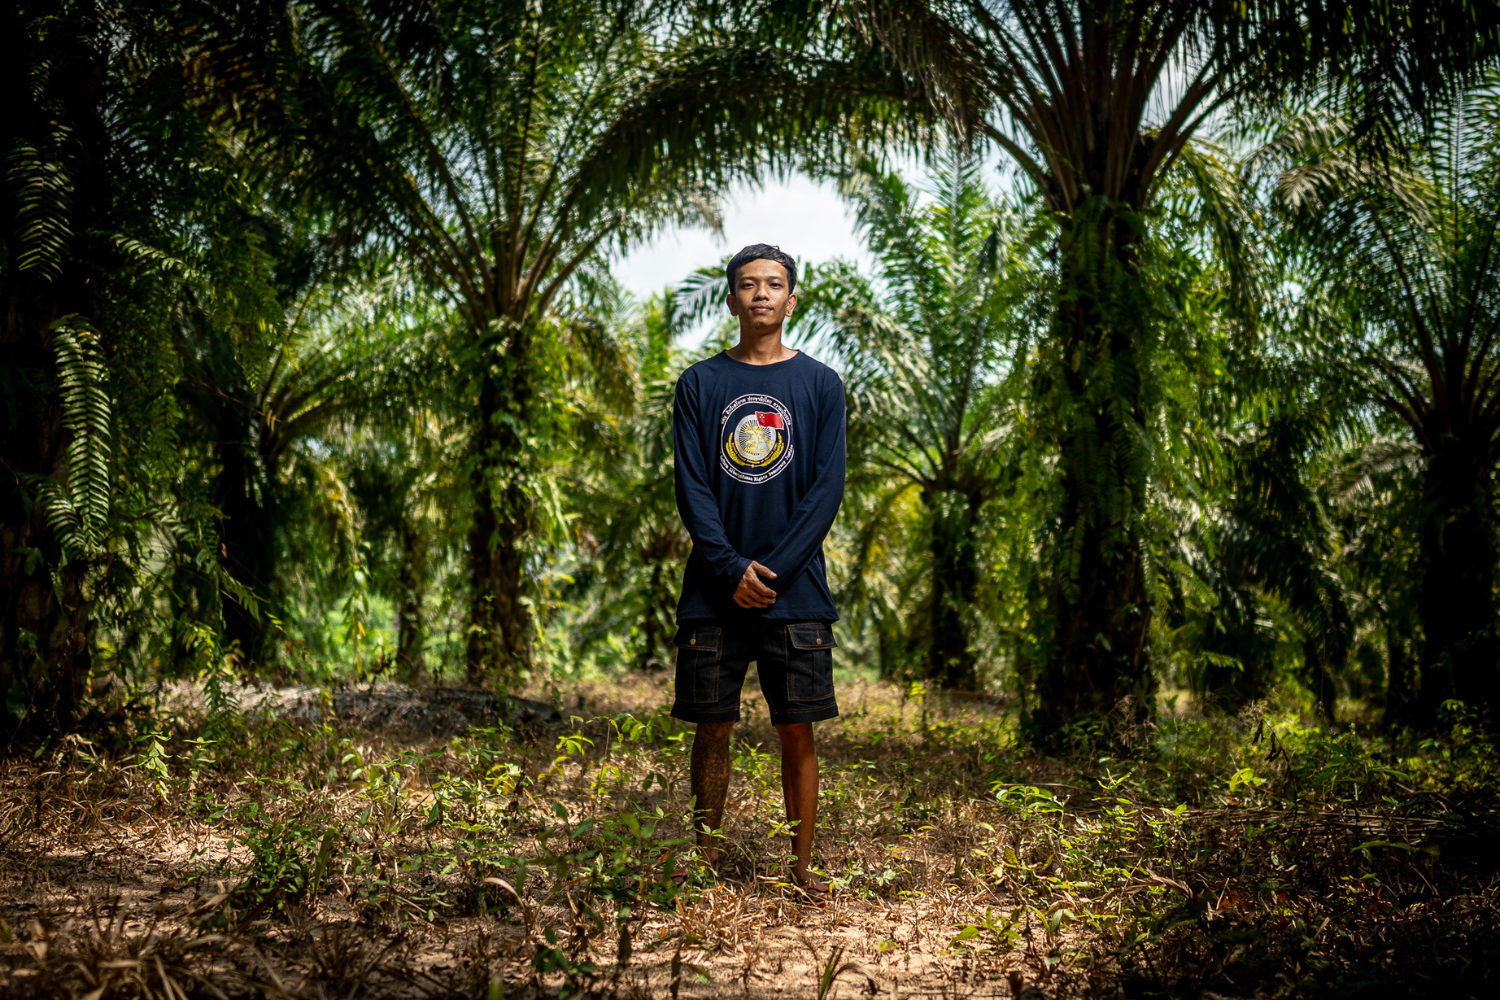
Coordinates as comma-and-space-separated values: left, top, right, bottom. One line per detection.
6, 139, 76, 284
38, 320, 112, 559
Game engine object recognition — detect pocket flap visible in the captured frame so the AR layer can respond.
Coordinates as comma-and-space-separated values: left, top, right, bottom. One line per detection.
672, 625, 722, 650
787, 623, 837, 650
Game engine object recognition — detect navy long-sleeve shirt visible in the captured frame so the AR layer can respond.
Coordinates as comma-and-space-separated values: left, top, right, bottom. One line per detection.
673, 350, 846, 623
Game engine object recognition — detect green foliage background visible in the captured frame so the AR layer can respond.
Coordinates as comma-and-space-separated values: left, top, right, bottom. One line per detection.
6, 0, 1500, 739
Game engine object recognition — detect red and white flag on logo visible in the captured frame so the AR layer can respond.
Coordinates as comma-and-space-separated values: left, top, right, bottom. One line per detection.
756, 412, 783, 428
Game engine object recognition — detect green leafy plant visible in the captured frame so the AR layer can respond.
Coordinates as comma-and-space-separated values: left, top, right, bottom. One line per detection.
37, 320, 111, 559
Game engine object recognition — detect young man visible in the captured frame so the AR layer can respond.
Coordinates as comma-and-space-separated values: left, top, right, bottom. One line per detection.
671, 243, 846, 895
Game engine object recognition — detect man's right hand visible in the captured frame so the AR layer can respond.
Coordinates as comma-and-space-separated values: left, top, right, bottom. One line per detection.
733, 561, 778, 608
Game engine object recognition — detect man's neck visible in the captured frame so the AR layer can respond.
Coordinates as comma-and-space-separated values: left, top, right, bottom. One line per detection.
727, 327, 798, 366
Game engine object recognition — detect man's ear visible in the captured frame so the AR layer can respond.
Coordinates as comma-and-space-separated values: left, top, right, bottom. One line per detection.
725, 293, 738, 315
786, 292, 797, 316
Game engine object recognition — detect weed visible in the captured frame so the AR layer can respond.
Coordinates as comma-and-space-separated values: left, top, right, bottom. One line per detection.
2, 680, 1497, 998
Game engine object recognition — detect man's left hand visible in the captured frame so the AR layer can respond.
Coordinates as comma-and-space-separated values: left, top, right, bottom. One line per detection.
733, 561, 778, 608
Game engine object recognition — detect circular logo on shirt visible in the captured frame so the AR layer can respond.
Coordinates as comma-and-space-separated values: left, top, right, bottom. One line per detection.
720, 393, 794, 484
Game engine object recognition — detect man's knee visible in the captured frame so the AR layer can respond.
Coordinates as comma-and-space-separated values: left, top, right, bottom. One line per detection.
697, 721, 736, 743
775, 722, 814, 747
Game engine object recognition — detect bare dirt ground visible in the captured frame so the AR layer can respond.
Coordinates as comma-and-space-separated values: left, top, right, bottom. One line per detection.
1, 672, 1496, 999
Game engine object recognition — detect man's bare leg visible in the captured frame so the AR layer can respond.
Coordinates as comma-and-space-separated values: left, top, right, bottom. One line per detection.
775, 722, 825, 889
689, 721, 735, 867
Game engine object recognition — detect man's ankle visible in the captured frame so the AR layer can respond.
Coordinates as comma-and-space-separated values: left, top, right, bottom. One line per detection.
792, 865, 825, 887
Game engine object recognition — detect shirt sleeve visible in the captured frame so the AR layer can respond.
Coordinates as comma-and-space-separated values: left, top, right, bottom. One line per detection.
673, 372, 752, 593
761, 371, 847, 594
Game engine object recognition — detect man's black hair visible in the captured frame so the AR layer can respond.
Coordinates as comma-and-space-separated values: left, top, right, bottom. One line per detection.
726, 244, 797, 295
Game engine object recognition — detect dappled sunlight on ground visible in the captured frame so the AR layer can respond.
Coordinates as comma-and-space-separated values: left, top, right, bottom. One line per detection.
1, 679, 1496, 997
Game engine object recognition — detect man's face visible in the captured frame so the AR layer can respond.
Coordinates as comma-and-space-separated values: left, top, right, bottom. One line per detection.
727, 258, 796, 332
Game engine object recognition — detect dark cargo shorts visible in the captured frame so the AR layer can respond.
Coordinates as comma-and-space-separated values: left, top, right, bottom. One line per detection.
670, 620, 840, 726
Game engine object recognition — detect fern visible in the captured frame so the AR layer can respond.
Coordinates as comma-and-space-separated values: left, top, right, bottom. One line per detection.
184, 620, 241, 740
5, 138, 75, 284
39, 319, 112, 558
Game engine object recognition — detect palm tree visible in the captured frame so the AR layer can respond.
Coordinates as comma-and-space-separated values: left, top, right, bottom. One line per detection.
1207, 404, 1352, 721
174, 264, 431, 670
2, 0, 242, 736
210, 0, 924, 682
1270, 94, 1500, 723
838, 0, 1500, 735
566, 288, 694, 672
807, 151, 1037, 689
1, 0, 97, 729
342, 410, 462, 683
1325, 437, 1424, 724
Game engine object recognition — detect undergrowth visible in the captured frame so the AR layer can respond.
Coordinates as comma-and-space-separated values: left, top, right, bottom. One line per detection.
0, 682, 1497, 998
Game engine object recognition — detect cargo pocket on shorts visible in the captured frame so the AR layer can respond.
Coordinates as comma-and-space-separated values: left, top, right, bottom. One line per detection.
784, 622, 837, 703
672, 625, 722, 704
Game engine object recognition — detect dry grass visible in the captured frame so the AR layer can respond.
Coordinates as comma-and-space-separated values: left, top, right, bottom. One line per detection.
1, 673, 1497, 999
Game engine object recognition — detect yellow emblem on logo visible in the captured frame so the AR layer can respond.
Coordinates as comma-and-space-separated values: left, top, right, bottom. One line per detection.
726, 416, 785, 468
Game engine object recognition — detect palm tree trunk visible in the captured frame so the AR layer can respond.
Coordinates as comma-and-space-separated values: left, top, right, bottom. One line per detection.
926, 489, 979, 689
1304, 639, 1336, 724
1036, 501, 1154, 733
1033, 205, 1157, 739
395, 515, 427, 683
216, 427, 275, 673
637, 561, 668, 671
1382, 606, 1414, 726
1414, 436, 1499, 723
927, 560, 971, 688
465, 496, 532, 684
464, 329, 535, 684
